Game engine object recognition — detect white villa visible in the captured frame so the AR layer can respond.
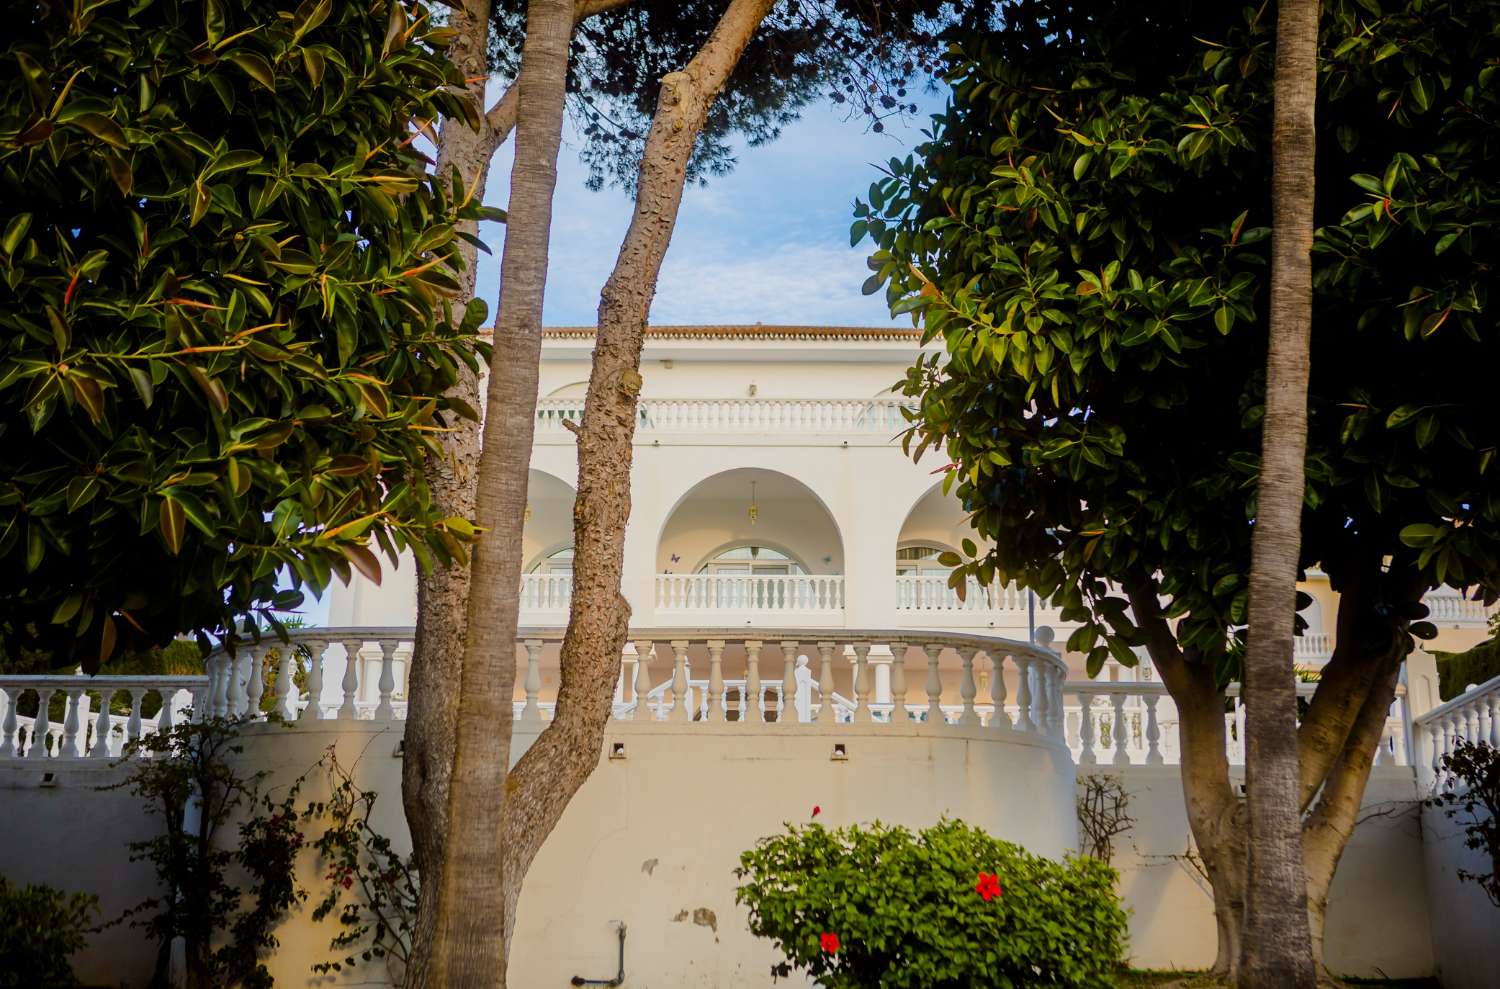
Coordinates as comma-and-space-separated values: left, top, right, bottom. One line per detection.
3, 325, 1497, 988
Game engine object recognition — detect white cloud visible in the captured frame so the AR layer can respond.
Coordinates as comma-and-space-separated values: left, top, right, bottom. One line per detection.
650, 242, 895, 326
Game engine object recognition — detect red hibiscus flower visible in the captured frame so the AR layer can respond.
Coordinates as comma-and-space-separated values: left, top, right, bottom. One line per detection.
812, 805, 821, 818
975, 871, 1002, 902
819, 932, 840, 954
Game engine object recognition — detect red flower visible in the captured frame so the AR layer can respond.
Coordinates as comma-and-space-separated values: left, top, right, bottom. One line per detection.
975, 871, 1002, 902
811, 805, 821, 818
819, 932, 840, 954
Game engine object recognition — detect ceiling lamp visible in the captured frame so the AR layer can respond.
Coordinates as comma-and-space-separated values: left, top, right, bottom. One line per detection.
748, 480, 758, 526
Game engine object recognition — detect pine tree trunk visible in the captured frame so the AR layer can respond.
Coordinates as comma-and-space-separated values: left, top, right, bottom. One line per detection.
1239, 0, 1320, 985
427, 0, 573, 983
490, 0, 776, 952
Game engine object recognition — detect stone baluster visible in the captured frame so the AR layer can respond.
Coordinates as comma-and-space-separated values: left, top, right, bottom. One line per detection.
212, 652, 231, 718
1033, 665, 1051, 735
991, 654, 1010, 731
0, 687, 16, 757
707, 640, 726, 723
633, 641, 655, 722
1013, 655, 1034, 732
1110, 692, 1130, 766
521, 639, 544, 724
779, 640, 800, 724
852, 643, 872, 724
338, 639, 362, 720
957, 647, 978, 726
375, 640, 399, 721
29, 687, 56, 758
745, 641, 763, 724
922, 644, 943, 724
300, 639, 326, 722
816, 642, 837, 724
126, 688, 144, 751
60, 687, 83, 758
1490, 694, 1500, 748
1474, 700, 1491, 750
1144, 694, 1164, 765
156, 687, 175, 735
246, 644, 267, 719
275, 646, 297, 721
669, 641, 691, 722
1078, 694, 1098, 765
889, 642, 909, 723
228, 649, 251, 718
90, 688, 116, 760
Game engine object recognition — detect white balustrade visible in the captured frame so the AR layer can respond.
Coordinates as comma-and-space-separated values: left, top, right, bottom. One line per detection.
894, 575, 1035, 614
1294, 633, 1333, 660
1423, 589, 1494, 625
655, 574, 845, 613
520, 572, 573, 612
536, 397, 916, 436
1414, 672, 1500, 783
1063, 680, 1411, 768
0, 676, 203, 760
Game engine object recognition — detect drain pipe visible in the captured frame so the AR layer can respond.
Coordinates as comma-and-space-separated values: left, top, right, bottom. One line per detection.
571, 922, 626, 987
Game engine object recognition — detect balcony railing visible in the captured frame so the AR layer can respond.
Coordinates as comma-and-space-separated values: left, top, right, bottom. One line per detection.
1413, 671, 1500, 781
1424, 589, 1494, 626
535, 397, 915, 435
655, 574, 845, 613
0, 675, 205, 759
894, 575, 1034, 614
521, 572, 573, 612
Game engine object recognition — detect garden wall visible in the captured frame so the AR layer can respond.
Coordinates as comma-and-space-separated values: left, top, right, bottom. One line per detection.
0, 762, 164, 988
1420, 799, 1500, 989
1103, 765, 1434, 979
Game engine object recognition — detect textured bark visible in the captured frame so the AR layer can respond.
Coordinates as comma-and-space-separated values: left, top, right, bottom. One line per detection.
401, 2, 498, 983
493, 0, 777, 948
1129, 582, 1246, 979
1302, 651, 1401, 977
428, 0, 574, 984
1239, 0, 1320, 984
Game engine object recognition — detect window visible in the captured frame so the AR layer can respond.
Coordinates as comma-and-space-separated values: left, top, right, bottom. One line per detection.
895, 544, 953, 576
696, 545, 807, 577
529, 547, 574, 575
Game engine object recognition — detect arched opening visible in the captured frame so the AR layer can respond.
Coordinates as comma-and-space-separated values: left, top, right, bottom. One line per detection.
656, 469, 844, 614
522, 469, 577, 613
894, 483, 997, 613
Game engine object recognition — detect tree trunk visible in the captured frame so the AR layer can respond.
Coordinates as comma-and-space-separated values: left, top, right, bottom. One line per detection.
1238, 0, 1320, 985
1303, 650, 1402, 978
491, 0, 776, 950
401, 7, 497, 986
427, 0, 574, 983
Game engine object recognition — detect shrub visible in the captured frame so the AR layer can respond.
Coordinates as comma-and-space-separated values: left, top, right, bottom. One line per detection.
735, 819, 1127, 988
0, 876, 97, 989
1427, 739, 1500, 908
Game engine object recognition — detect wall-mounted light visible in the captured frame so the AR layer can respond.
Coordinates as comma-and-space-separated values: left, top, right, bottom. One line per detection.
748, 480, 758, 526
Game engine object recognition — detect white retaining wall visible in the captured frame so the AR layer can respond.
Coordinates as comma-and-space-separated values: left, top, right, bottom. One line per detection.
1421, 798, 1500, 989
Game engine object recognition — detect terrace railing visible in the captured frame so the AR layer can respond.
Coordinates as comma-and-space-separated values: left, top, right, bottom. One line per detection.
536, 397, 915, 436
1413, 672, 1500, 782
655, 574, 845, 614
0, 675, 205, 760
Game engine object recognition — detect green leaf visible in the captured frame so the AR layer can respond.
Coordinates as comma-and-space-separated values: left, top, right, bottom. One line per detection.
227, 53, 276, 91
67, 113, 128, 149
2, 213, 32, 256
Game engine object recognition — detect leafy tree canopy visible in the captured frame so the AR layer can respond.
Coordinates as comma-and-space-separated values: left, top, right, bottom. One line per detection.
489, 0, 1015, 191
1, 0, 495, 669
859, 0, 1499, 678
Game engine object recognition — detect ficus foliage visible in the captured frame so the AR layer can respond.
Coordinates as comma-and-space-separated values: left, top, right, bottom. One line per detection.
735, 819, 1126, 988
1, 0, 498, 669
858, 0, 1500, 678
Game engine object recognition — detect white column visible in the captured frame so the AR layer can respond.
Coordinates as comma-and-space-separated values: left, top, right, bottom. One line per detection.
375, 640, 398, 722
745, 640, 763, 724
707, 640, 726, 723
669, 640, 691, 722
923, 643, 943, 724
521, 639, 543, 723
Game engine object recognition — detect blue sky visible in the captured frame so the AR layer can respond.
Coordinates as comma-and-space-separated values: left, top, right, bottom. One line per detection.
473, 95, 939, 328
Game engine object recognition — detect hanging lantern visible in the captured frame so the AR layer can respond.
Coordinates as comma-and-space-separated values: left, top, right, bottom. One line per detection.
748, 480, 758, 525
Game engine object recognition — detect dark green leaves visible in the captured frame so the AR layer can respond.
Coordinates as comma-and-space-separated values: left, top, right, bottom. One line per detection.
1, 0, 490, 668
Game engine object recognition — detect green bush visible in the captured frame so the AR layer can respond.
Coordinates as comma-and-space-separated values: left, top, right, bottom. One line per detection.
735, 819, 1127, 988
0, 876, 97, 989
